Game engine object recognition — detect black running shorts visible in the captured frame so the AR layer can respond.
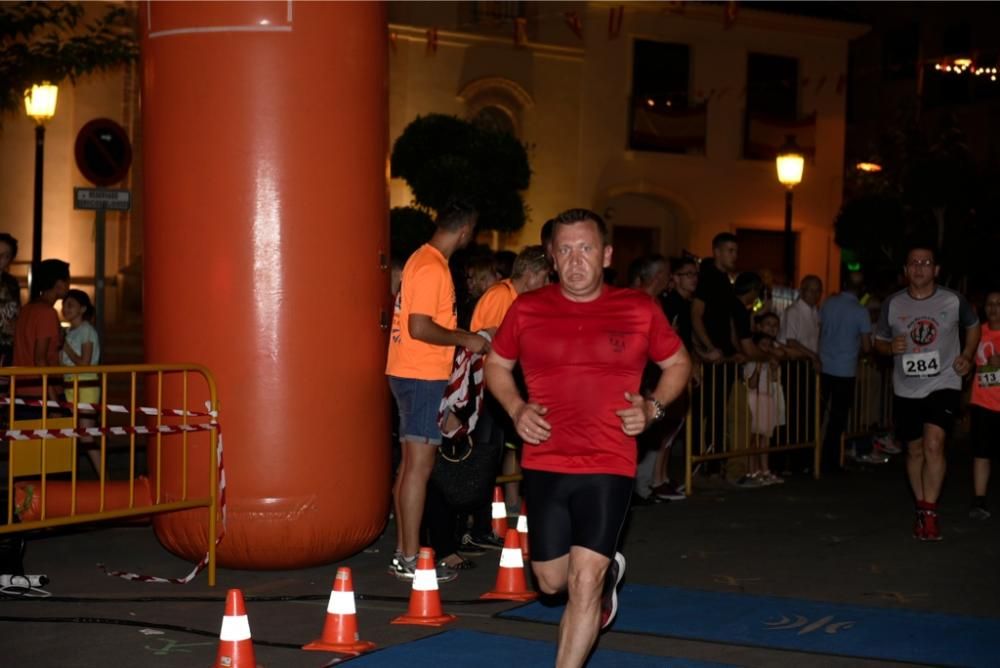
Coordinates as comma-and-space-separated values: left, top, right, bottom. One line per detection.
893, 389, 961, 444
970, 405, 1000, 460
522, 469, 633, 562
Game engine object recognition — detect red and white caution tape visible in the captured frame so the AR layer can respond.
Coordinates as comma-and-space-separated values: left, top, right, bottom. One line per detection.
0, 395, 212, 418
1, 423, 215, 441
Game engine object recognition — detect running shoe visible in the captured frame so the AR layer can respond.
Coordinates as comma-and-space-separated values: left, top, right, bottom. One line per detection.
760, 471, 785, 485
919, 511, 943, 542
457, 533, 488, 556
464, 532, 505, 550
969, 505, 992, 520
736, 473, 764, 488
651, 481, 686, 501
873, 433, 901, 455
388, 553, 459, 582
600, 552, 627, 630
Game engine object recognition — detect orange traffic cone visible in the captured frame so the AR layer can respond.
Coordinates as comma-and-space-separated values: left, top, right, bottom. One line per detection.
491, 485, 509, 536
391, 547, 457, 626
303, 567, 376, 655
481, 528, 538, 601
214, 589, 256, 668
517, 500, 530, 561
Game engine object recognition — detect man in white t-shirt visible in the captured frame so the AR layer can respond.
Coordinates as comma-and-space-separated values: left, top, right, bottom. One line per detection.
778, 275, 822, 473
780, 275, 822, 364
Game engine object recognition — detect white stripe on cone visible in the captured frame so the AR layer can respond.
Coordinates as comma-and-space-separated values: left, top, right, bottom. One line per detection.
499, 546, 524, 569
220, 614, 251, 641
491, 501, 506, 519
413, 567, 438, 591
327, 590, 356, 614
517, 514, 528, 532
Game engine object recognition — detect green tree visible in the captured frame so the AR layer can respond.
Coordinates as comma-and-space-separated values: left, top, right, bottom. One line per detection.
390, 114, 531, 234
1, 2, 137, 118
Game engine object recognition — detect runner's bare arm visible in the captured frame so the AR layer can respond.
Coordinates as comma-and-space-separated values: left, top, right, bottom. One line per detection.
408, 314, 489, 354
649, 347, 692, 419
954, 325, 981, 375
484, 351, 551, 444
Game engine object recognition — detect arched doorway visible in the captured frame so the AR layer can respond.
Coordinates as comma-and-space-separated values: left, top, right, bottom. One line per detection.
601, 192, 687, 286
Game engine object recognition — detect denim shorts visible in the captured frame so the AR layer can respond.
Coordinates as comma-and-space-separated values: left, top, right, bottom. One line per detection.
388, 376, 447, 445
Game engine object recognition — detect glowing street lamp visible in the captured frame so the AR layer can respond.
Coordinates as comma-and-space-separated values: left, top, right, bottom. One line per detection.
24, 82, 59, 292
775, 135, 804, 285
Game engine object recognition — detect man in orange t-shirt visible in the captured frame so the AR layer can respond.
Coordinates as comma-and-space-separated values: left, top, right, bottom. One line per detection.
970, 290, 1000, 520
14, 259, 70, 408
385, 200, 489, 581
460, 246, 550, 552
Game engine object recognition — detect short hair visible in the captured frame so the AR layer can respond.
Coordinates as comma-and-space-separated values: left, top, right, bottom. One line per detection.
754, 311, 779, 326
550, 208, 608, 244
800, 274, 822, 289
436, 199, 478, 232
494, 250, 516, 279
32, 259, 69, 296
64, 289, 95, 322
733, 271, 762, 297
466, 254, 497, 280
904, 242, 938, 264
669, 256, 698, 274
511, 245, 550, 279
627, 254, 667, 287
712, 232, 738, 250
540, 219, 555, 247
0, 233, 18, 258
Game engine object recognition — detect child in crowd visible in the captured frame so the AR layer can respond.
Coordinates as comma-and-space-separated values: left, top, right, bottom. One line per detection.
740, 313, 786, 487
60, 290, 102, 472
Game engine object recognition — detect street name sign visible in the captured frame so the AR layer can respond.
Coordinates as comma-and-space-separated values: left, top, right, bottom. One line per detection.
74, 187, 131, 211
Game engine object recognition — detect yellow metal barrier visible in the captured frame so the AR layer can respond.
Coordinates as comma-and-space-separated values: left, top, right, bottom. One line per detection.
839, 358, 894, 466
0, 364, 220, 586
684, 359, 822, 495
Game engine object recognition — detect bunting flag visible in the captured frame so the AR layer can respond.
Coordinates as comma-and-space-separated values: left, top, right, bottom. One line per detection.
723, 1, 739, 29
426, 27, 438, 54
564, 11, 583, 39
514, 17, 527, 46
608, 5, 624, 39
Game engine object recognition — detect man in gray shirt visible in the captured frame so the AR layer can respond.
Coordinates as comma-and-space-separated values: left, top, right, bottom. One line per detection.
874, 245, 979, 541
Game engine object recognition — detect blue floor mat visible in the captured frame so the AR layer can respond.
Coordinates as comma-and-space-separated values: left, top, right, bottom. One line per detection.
343, 628, 733, 667
498, 584, 1000, 667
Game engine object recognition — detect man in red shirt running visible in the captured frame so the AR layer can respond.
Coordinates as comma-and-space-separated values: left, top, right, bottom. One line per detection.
486, 209, 690, 668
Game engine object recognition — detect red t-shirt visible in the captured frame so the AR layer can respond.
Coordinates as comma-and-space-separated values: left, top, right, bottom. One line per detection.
491, 284, 682, 477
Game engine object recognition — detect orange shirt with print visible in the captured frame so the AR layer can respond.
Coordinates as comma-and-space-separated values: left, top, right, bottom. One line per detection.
470, 279, 518, 332
972, 323, 1000, 412
386, 244, 457, 380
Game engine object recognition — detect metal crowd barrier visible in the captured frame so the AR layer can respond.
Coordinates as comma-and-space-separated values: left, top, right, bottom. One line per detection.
839, 358, 894, 466
684, 359, 821, 496
0, 364, 219, 585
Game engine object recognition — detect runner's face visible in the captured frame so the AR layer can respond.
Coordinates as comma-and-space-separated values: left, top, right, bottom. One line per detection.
552, 220, 611, 301
986, 293, 1000, 326
521, 267, 549, 293
0, 242, 13, 273
904, 250, 938, 289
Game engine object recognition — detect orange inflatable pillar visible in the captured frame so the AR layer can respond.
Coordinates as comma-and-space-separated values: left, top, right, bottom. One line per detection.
139, 2, 389, 568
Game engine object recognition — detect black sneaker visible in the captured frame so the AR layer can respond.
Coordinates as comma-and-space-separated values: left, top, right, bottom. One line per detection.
969, 505, 991, 520
600, 552, 626, 630
457, 533, 487, 556
387, 552, 458, 583
465, 532, 505, 550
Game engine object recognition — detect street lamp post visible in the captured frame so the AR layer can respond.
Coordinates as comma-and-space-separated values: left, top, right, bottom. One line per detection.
775, 134, 805, 286
24, 82, 59, 294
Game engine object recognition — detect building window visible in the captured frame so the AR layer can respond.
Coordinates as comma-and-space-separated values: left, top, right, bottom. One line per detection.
472, 105, 516, 136
629, 39, 705, 154
471, 1, 525, 23
743, 53, 810, 161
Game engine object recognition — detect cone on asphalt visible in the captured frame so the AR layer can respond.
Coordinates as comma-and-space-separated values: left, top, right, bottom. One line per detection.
213, 588, 256, 668
303, 567, 376, 655
517, 500, 529, 561
391, 547, 457, 626
491, 485, 509, 537
481, 528, 538, 601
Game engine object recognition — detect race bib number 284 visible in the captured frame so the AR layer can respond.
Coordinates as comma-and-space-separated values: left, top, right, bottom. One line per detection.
903, 350, 940, 377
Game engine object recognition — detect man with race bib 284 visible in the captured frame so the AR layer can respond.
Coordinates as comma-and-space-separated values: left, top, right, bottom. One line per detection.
874, 244, 979, 541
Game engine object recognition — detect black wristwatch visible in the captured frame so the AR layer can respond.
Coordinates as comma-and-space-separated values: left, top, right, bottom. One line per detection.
648, 398, 666, 422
